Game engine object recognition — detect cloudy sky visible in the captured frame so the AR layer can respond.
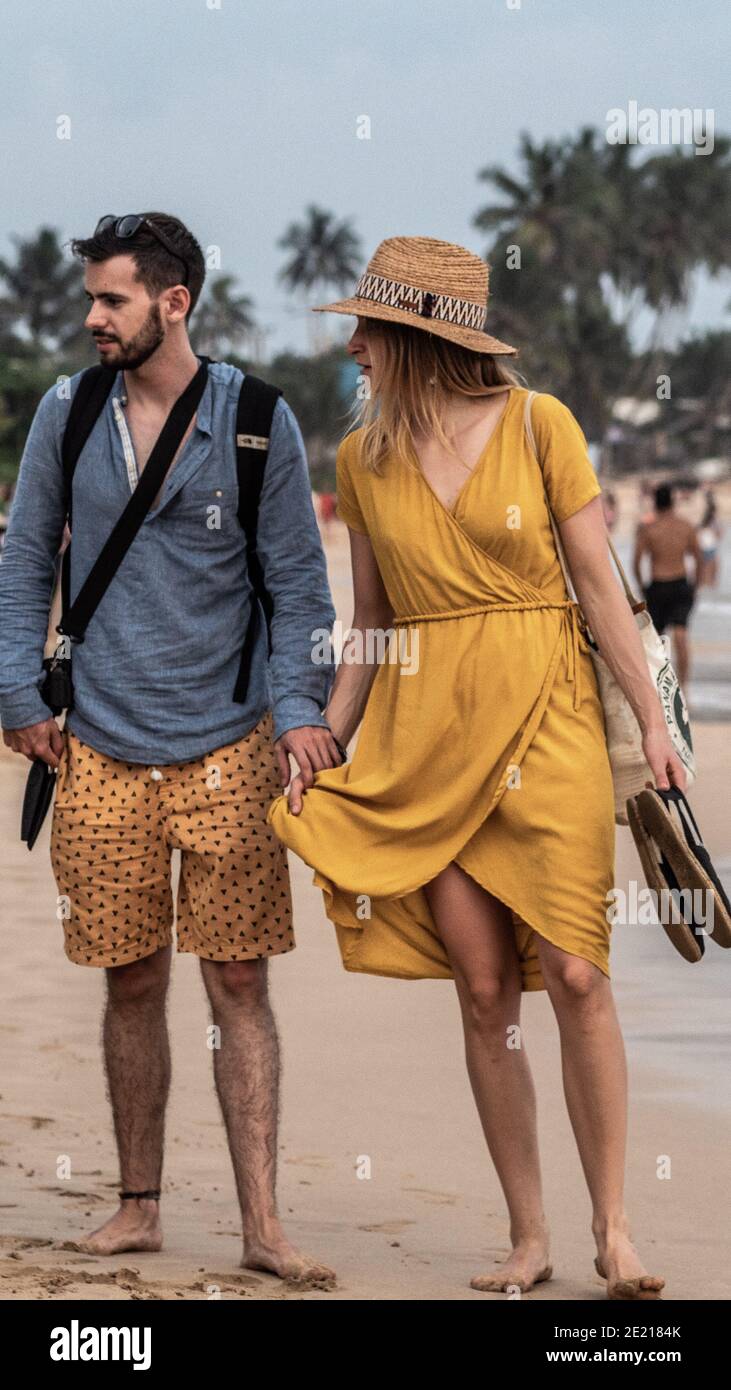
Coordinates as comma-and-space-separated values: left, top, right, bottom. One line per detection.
2, 0, 728, 358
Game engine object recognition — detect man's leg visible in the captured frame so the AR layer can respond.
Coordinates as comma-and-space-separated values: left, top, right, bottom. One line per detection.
79, 945, 173, 1255
49, 728, 176, 1255
199, 956, 334, 1285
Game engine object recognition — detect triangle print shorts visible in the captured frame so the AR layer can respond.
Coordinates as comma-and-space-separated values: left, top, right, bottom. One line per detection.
49, 710, 295, 967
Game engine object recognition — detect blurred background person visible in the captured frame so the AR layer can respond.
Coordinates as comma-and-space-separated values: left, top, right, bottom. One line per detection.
697, 488, 723, 590
601, 488, 617, 533
633, 481, 701, 692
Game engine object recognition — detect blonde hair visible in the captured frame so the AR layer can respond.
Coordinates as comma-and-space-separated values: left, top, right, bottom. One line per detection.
344, 319, 528, 474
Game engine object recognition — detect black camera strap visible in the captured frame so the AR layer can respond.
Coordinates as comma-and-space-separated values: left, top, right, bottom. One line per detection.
46, 357, 281, 715
41, 357, 209, 716
58, 356, 209, 643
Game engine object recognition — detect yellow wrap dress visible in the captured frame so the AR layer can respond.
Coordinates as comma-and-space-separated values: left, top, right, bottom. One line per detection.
266, 387, 616, 992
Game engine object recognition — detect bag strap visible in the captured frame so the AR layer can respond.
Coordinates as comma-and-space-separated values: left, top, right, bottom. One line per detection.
523, 390, 644, 614
57, 357, 210, 642
59, 365, 118, 614
57, 357, 283, 704
232, 373, 283, 703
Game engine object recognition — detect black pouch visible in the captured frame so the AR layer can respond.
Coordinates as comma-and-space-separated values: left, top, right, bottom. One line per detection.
40, 651, 74, 716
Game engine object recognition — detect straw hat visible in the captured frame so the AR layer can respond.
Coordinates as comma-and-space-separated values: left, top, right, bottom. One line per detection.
311, 235, 518, 356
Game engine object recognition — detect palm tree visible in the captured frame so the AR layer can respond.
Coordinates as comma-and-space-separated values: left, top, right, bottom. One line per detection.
0, 226, 88, 357
473, 128, 731, 439
191, 275, 257, 359
278, 206, 362, 353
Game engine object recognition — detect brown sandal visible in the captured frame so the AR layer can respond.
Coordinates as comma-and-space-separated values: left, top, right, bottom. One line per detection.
594, 1255, 665, 1300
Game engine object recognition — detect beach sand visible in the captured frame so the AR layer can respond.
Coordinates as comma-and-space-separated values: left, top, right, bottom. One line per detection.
1, 521, 729, 1301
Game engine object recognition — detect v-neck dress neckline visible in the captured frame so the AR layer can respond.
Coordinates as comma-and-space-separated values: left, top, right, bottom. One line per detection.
408, 386, 517, 519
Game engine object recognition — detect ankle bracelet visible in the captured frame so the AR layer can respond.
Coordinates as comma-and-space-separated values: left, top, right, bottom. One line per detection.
119, 1189, 161, 1201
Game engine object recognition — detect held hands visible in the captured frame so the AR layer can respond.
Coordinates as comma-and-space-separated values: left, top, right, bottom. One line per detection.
275, 725, 345, 815
3, 717, 64, 769
641, 724, 687, 794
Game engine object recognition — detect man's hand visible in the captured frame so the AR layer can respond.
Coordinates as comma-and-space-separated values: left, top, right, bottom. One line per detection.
275, 724, 345, 815
3, 717, 64, 768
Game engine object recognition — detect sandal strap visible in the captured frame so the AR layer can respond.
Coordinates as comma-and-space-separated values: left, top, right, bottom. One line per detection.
119, 1189, 161, 1200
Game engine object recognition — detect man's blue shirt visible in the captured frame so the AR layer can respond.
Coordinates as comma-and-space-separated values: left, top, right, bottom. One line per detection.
0, 359, 337, 763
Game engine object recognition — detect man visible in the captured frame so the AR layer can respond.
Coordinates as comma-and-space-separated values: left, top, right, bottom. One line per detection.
0, 212, 340, 1285
633, 481, 701, 691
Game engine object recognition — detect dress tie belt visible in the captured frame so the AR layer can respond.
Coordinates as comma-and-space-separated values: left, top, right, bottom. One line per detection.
392, 598, 587, 711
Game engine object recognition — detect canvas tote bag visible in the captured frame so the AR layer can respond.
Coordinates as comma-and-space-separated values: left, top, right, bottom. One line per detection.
524, 390, 696, 825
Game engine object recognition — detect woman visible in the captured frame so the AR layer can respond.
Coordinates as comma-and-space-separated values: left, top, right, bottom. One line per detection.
267, 237, 686, 1299
697, 490, 723, 589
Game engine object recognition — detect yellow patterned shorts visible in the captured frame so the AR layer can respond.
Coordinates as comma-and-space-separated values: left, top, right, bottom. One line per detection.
50, 710, 294, 968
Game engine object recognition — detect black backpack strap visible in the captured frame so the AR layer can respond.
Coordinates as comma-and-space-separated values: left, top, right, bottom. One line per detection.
233, 373, 283, 704
59, 365, 117, 616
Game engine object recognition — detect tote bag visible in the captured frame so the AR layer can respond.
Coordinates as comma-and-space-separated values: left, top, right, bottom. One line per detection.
524, 390, 696, 825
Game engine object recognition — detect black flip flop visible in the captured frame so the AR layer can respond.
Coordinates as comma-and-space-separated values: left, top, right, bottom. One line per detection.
626, 785, 731, 960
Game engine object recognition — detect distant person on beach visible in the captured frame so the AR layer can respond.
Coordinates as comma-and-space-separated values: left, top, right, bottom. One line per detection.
638, 477, 656, 526
0, 482, 12, 550
268, 235, 683, 1301
319, 490, 337, 527
697, 489, 723, 589
601, 488, 617, 532
0, 211, 340, 1286
633, 481, 700, 690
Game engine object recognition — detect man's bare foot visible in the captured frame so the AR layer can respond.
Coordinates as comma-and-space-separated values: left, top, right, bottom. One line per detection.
470, 1237, 553, 1293
74, 1200, 162, 1256
242, 1224, 336, 1289
594, 1227, 664, 1300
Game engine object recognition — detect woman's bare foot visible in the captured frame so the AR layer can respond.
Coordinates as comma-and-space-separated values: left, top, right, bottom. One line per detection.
242, 1222, 336, 1289
594, 1224, 665, 1299
470, 1236, 553, 1294
74, 1199, 162, 1256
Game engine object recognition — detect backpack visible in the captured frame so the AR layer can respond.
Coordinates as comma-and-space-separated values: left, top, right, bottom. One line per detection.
59, 358, 282, 705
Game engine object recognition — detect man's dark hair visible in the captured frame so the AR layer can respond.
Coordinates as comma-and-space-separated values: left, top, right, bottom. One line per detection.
69, 211, 206, 321
654, 482, 674, 512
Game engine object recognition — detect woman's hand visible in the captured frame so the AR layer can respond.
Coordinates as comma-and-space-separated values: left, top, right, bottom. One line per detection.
286, 770, 308, 815
274, 724, 345, 816
641, 724, 687, 793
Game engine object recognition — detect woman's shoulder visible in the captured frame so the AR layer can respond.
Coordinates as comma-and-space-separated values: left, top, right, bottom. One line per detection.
337, 426, 377, 485
525, 390, 589, 445
526, 389, 578, 422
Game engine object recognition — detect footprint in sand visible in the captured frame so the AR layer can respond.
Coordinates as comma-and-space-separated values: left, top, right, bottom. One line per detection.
401, 1186, 458, 1205
0, 1114, 54, 1130
358, 1220, 416, 1235
283, 1155, 331, 1169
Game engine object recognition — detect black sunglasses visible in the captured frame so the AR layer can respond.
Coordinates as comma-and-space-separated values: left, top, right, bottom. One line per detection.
94, 214, 189, 287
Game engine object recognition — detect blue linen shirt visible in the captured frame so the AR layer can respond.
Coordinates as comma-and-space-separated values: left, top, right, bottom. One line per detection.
0, 359, 337, 763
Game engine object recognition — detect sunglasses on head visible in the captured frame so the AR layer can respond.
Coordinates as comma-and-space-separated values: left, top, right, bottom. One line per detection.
94, 214, 189, 287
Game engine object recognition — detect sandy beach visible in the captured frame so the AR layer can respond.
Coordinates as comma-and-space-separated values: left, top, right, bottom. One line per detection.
1, 519, 730, 1302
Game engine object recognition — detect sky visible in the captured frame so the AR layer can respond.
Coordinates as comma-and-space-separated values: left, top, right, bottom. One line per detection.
1, 0, 729, 360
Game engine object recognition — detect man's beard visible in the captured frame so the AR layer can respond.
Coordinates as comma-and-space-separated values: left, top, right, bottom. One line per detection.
96, 302, 165, 369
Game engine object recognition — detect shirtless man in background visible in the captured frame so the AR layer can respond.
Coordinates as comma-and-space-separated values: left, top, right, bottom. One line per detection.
633, 481, 701, 691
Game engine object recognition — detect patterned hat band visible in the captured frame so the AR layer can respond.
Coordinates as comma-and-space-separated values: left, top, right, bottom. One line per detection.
354, 271, 487, 332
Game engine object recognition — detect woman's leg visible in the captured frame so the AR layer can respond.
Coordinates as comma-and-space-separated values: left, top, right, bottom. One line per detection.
423, 860, 552, 1291
535, 936, 664, 1295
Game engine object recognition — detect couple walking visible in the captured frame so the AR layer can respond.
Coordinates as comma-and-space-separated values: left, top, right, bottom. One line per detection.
0, 213, 684, 1299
